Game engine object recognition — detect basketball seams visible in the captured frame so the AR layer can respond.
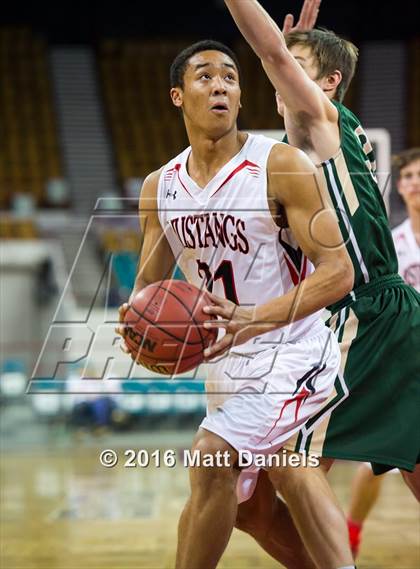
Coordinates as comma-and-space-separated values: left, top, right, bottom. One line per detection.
125, 336, 202, 362
126, 335, 204, 374
171, 280, 217, 346
156, 281, 211, 350
125, 279, 216, 374
134, 349, 204, 365
127, 304, 203, 346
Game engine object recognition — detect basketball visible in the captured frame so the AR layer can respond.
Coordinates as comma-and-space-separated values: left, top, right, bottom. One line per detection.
123, 280, 217, 375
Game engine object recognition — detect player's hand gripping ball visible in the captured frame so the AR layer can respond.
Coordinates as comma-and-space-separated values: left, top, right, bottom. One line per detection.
121, 280, 217, 375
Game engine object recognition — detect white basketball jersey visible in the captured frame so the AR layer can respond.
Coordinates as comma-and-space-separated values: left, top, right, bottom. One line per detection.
392, 219, 420, 291
157, 133, 324, 352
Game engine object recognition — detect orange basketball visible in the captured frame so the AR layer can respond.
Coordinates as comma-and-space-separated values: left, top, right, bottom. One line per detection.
124, 280, 217, 375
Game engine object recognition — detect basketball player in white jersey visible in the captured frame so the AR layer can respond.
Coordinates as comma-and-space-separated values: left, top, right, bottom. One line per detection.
393, 148, 420, 290
116, 40, 357, 569
346, 148, 420, 557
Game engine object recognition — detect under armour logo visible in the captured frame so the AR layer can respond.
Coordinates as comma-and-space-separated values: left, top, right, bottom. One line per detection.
166, 190, 177, 200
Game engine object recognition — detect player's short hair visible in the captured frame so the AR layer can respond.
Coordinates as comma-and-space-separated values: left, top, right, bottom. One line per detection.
393, 148, 420, 176
170, 40, 241, 89
285, 29, 358, 102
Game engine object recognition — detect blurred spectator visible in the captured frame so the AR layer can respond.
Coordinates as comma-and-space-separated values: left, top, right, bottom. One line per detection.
66, 367, 119, 436
46, 179, 70, 206
392, 148, 420, 290
35, 258, 58, 305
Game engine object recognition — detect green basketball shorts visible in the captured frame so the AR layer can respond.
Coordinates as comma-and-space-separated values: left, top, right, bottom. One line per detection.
285, 274, 420, 474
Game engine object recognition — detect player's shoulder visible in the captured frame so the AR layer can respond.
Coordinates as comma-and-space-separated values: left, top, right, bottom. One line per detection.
267, 140, 315, 173
141, 168, 163, 195
139, 167, 166, 203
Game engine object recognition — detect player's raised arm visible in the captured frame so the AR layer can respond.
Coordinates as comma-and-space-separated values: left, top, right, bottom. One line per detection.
224, 0, 336, 123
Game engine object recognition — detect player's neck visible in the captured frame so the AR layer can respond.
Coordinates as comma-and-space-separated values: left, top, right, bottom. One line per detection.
186, 128, 248, 188
407, 206, 420, 246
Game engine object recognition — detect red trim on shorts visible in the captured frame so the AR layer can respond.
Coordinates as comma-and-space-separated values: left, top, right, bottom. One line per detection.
256, 387, 311, 445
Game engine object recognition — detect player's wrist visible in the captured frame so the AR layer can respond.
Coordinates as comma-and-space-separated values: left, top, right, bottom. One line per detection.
251, 304, 282, 335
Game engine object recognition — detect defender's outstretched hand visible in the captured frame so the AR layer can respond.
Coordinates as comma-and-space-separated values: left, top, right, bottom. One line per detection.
282, 0, 321, 34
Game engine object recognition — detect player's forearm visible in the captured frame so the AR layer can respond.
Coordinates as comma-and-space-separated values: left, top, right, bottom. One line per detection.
224, 0, 287, 61
130, 275, 150, 301
131, 219, 175, 300
131, 260, 173, 300
131, 250, 170, 300
253, 261, 353, 332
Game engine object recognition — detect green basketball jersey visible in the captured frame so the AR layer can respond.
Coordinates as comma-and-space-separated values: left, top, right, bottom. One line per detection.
285, 101, 398, 291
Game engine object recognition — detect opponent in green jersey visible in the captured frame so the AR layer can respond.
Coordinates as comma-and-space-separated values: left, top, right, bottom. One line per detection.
224, 2, 420, 568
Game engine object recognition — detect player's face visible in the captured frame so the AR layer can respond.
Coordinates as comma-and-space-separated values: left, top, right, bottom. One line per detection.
397, 159, 420, 211
289, 44, 320, 81
171, 51, 241, 136
276, 44, 336, 117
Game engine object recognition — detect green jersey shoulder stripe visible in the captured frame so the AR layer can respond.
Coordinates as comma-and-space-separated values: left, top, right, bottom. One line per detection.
323, 158, 370, 283
283, 101, 398, 289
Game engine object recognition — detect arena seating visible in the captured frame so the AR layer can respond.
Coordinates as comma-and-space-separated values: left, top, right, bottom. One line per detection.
0, 27, 63, 209
0, 216, 38, 239
234, 41, 284, 131
99, 39, 189, 183
0, 31, 362, 209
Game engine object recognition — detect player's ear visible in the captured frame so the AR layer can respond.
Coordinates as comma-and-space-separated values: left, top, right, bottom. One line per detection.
170, 87, 183, 108
327, 70, 342, 91
319, 69, 342, 98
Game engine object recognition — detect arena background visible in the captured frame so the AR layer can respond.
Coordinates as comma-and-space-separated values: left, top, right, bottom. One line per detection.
0, 1, 419, 567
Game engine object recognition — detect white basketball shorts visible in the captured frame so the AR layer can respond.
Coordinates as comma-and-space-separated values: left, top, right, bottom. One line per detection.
200, 327, 340, 503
